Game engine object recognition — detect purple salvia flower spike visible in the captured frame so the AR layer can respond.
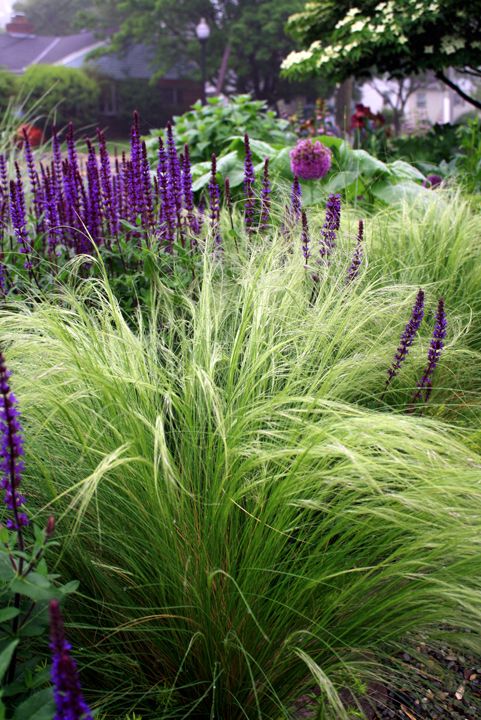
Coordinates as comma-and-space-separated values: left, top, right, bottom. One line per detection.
166, 122, 182, 221
301, 210, 310, 265
0, 154, 8, 200
181, 144, 198, 241
49, 600, 93, 720
345, 219, 364, 284
209, 154, 221, 252
129, 110, 143, 220
320, 193, 341, 260
141, 140, 154, 233
0, 353, 28, 534
385, 289, 425, 392
9, 178, 33, 270
291, 176, 302, 223
243, 133, 256, 233
157, 137, 175, 252
85, 140, 102, 245
260, 158, 271, 229
97, 128, 115, 238
411, 298, 447, 407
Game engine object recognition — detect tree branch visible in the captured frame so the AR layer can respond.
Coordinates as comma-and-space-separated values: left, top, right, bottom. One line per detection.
436, 70, 481, 110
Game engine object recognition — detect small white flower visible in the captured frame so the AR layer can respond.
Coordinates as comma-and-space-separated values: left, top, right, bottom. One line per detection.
351, 19, 366, 32
425, 45, 434, 53
281, 50, 313, 70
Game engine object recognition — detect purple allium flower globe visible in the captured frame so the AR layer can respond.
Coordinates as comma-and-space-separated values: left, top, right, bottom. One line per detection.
290, 139, 332, 180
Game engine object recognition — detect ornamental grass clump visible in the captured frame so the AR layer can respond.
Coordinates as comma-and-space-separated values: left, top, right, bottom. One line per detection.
4, 246, 481, 719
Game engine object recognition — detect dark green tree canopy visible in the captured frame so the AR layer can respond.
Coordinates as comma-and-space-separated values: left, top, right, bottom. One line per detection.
79, 0, 309, 101
13, 0, 89, 35
282, 0, 481, 108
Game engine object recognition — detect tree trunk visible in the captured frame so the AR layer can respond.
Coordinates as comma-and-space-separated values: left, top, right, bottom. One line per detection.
335, 77, 353, 135
216, 44, 231, 95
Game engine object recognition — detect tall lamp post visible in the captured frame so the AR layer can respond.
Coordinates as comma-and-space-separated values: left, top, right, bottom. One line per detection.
196, 17, 210, 105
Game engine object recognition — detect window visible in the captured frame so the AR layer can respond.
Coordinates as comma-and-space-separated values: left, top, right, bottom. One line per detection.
416, 92, 427, 109
101, 84, 118, 116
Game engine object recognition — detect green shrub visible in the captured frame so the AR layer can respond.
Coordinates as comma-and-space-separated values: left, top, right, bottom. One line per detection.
0, 68, 18, 115
19, 64, 100, 130
146, 94, 296, 163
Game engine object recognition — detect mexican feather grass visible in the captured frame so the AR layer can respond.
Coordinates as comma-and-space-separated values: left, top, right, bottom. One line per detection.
1, 236, 481, 719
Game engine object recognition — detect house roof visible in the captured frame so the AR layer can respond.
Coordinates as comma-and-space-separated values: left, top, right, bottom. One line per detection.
0, 27, 195, 81
0, 30, 101, 73
90, 44, 195, 81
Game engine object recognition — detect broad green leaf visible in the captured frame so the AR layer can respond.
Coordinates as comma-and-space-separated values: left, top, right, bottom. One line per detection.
388, 160, 425, 181
10, 572, 61, 602
0, 640, 18, 682
0, 607, 20, 623
372, 180, 431, 205
323, 171, 359, 193
13, 688, 55, 720
350, 149, 391, 176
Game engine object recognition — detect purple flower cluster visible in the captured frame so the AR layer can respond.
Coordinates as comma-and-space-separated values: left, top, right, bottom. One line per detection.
0, 353, 28, 531
49, 600, 93, 720
411, 297, 447, 405
320, 193, 341, 259
209, 154, 222, 252
243, 134, 256, 233
301, 210, 310, 265
345, 219, 364, 284
260, 158, 271, 229
422, 174, 443, 189
291, 176, 302, 223
290, 139, 332, 180
0, 113, 203, 262
385, 289, 425, 391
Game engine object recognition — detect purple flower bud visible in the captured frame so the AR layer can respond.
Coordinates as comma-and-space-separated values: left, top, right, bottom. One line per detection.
385, 289, 425, 392
291, 176, 302, 223
243, 133, 256, 233
260, 158, 271, 229
301, 210, 310, 265
0, 353, 28, 532
345, 219, 364, 284
209, 154, 221, 252
49, 600, 93, 720
411, 298, 447, 406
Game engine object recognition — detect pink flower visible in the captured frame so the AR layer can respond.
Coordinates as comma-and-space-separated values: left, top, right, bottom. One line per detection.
290, 139, 332, 180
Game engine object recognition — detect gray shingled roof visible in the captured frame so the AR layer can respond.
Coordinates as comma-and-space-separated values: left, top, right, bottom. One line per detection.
0, 30, 99, 73
0, 31, 195, 80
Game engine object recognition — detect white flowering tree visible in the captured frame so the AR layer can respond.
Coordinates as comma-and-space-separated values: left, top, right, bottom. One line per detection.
282, 0, 481, 111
